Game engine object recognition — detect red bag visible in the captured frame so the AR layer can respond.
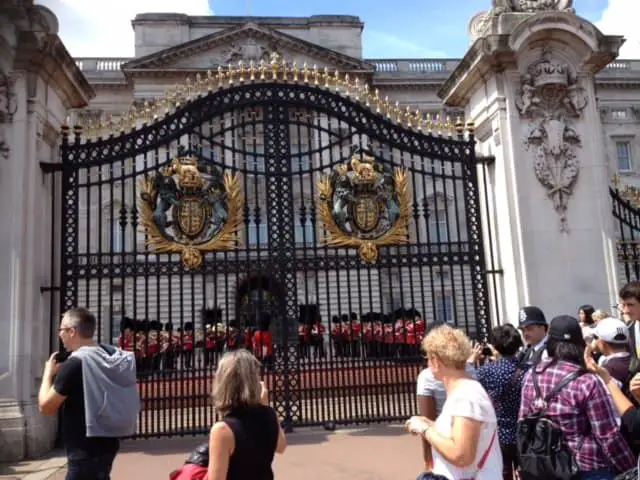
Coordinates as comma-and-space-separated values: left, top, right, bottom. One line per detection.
169, 464, 207, 480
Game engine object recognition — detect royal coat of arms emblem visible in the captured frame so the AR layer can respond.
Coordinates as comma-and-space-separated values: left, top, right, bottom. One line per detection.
317, 152, 411, 263
139, 149, 243, 269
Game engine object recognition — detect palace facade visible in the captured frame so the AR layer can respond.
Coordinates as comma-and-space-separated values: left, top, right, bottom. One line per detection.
69, 13, 640, 341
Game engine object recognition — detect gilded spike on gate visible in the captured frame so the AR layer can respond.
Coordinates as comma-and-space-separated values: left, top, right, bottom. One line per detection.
302, 62, 309, 83
292, 61, 299, 82
227, 64, 235, 85
195, 73, 203, 95
354, 78, 360, 101
312, 64, 319, 85
323, 67, 330, 88
415, 110, 422, 131
249, 60, 256, 81
334, 69, 340, 93
218, 66, 225, 87
259, 60, 266, 81
206, 70, 214, 91
238, 61, 245, 83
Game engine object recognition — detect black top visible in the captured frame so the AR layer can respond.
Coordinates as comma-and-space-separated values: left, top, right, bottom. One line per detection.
223, 404, 279, 480
53, 356, 120, 455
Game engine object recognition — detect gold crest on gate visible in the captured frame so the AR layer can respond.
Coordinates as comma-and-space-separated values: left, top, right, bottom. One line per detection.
317, 151, 411, 263
139, 148, 243, 269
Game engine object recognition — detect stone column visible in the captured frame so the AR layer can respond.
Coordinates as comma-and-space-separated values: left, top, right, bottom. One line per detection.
0, 3, 93, 461
439, 3, 624, 321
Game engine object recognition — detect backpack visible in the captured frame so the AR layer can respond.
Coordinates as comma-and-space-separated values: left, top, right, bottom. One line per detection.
516, 367, 586, 480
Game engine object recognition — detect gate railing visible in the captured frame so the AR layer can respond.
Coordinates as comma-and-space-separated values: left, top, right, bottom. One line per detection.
611, 184, 640, 283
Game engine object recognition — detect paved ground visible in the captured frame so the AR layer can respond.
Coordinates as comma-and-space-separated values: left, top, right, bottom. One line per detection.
0, 425, 422, 480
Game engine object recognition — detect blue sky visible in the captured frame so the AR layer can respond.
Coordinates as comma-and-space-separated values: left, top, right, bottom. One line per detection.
37, 0, 638, 59
209, 0, 609, 58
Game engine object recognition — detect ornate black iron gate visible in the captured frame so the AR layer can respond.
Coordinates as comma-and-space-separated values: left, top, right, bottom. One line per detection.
611, 184, 640, 283
56, 63, 492, 437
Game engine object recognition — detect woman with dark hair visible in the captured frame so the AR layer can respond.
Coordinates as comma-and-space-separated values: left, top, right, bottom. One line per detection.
469, 324, 524, 480
579, 304, 597, 341
519, 315, 634, 479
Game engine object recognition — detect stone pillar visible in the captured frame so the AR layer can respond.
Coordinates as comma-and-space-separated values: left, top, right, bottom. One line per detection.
0, 2, 93, 461
439, 2, 624, 321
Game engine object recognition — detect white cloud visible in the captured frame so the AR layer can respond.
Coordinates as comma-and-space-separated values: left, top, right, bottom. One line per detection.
35, 0, 213, 58
595, 0, 640, 59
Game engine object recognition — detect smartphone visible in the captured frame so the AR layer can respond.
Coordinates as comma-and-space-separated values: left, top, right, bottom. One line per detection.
481, 345, 493, 357
54, 350, 70, 363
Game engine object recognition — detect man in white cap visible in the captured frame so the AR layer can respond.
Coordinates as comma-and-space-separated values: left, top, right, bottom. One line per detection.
592, 317, 631, 386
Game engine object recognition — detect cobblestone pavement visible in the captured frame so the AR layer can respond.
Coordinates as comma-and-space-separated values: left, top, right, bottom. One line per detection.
6, 425, 421, 480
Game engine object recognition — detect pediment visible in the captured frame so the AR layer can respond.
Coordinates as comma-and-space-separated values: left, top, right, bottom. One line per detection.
123, 23, 373, 73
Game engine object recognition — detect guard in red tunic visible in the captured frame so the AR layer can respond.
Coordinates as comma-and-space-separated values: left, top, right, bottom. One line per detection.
330, 316, 344, 358
349, 313, 361, 358
148, 321, 162, 373
298, 321, 310, 359
253, 314, 273, 370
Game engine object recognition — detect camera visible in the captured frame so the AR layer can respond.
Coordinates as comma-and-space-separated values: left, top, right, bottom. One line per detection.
481, 345, 493, 357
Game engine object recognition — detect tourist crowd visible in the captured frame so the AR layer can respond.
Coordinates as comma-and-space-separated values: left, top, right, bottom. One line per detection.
406, 281, 640, 480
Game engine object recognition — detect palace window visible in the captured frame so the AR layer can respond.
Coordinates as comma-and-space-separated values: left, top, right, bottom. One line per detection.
428, 209, 449, 243
294, 219, 315, 245
612, 109, 628, 120
248, 219, 269, 246
435, 293, 454, 324
616, 141, 633, 172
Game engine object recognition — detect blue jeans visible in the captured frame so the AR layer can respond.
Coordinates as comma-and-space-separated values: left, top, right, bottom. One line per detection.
581, 470, 615, 480
65, 450, 118, 480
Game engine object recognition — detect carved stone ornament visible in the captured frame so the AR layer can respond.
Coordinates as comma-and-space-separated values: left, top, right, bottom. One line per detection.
491, 0, 574, 14
515, 47, 587, 232
215, 38, 279, 66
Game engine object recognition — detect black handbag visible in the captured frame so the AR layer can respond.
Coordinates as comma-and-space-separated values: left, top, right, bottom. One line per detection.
614, 467, 638, 480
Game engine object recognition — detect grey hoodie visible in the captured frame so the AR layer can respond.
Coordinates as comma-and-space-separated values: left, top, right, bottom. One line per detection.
72, 344, 140, 438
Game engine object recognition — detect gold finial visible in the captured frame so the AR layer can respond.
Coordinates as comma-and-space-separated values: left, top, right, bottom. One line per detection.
185, 77, 193, 100
195, 73, 203, 96
218, 66, 225, 87
86, 118, 94, 140
322, 66, 329, 88
354, 77, 360, 101
228, 64, 235, 85
281, 60, 288, 81
394, 101, 402, 123
363, 83, 370, 107
303, 62, 309, 83
312, 64, 319, 85
612, 174, 621, 189
292, 61, 299, 82
238, 61, 245, 83
415, 110, 422, 131
455, 116, 465, 135
249, 60, 256, 81
445, 116, 453, 137
61, 118, 70, 137
404, 106, 412, 128
206, 70, 214, 91
465, 120, 476, 135
374, 89, 381, 114
270, 57, 278, 80
333, 69, 340, 93
426, 113, 433, 133
259, 60, 266, 81
344, 73, 350, 96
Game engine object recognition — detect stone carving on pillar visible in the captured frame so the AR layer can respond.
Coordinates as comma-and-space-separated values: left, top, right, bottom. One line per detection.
491, 0, 574, 13
516, 47, 587, 232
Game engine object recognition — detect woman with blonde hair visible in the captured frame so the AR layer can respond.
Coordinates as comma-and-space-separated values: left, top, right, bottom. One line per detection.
406, 325, 502, 479
207, 349, 287, 480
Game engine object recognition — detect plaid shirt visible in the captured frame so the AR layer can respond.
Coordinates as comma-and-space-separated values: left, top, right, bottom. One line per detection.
519, 359, 635, 473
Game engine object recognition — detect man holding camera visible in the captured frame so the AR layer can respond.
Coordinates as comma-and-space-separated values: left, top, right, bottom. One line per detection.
38, 308, 139, 480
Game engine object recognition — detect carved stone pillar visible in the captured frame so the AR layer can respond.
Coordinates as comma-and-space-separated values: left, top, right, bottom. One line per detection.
439, 7, 624, 319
